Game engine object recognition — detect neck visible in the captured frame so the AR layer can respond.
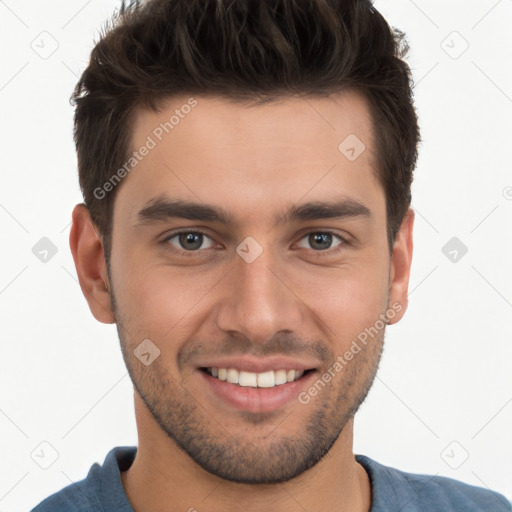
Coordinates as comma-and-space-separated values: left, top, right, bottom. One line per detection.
121, 395, 371, 512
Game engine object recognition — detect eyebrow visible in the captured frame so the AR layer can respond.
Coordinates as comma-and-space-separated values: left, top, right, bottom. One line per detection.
136, 195, 371, 227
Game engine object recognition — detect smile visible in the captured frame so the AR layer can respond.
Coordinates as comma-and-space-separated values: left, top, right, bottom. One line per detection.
203, 367, 308, 388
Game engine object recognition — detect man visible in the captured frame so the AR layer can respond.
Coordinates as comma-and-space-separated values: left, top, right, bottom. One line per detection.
31, 0, 510, 510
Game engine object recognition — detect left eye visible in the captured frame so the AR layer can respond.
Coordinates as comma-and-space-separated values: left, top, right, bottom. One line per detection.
296, 232, 344, 251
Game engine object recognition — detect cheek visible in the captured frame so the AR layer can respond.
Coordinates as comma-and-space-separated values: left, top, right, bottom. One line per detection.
291, 258, 390, 339
111, 253, 223, 336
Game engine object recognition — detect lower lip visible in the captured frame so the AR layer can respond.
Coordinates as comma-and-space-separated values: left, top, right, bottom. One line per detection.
198, 369, 317, 413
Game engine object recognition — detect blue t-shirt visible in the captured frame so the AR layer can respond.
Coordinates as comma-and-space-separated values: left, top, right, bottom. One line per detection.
30, 446, 511, 511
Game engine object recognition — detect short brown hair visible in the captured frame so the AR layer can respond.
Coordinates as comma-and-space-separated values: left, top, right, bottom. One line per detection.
72, 0, 420, 259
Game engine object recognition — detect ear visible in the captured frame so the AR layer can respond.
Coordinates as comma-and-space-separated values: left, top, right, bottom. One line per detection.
69, 204, 115, 324
387, 207, 414, 325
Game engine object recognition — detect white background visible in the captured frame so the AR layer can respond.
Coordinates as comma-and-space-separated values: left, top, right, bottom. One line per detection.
1, 1, 511, 510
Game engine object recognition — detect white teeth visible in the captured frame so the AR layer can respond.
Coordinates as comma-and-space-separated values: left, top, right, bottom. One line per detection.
274, 369, 287, 385
226, 368, 239, 384
257, 371, 275, 388
239, 370, 258, 387
207, 367, 307, 388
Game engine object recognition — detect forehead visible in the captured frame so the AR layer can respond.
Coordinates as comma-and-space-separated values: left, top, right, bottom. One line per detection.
116, 91, 384, 227
133, 90, 374, 157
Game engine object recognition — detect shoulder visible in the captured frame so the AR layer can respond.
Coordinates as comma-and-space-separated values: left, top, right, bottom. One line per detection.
30, 446, 137, 512
356, 454, 511, 512
29, 466, 103, 512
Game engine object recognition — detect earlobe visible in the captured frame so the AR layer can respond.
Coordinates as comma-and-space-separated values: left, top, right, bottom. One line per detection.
69, 204, 115, 324
387, 208, 414, 325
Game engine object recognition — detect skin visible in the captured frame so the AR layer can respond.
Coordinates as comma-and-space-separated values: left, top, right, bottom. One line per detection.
70, 90, 414, 512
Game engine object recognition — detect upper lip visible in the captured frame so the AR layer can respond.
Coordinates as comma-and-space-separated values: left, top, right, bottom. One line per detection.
196, 356, 318, 374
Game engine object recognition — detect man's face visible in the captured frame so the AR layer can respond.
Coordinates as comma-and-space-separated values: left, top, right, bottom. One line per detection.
105, 91, 408, 483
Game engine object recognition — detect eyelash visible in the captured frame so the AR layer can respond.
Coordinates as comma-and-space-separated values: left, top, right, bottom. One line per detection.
161, 229, 348, 258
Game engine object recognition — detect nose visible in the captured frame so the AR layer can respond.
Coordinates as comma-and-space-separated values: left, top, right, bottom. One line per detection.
214, 242, 304, 345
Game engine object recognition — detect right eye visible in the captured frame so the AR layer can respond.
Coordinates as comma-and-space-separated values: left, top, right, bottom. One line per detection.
162, 230, 217, 253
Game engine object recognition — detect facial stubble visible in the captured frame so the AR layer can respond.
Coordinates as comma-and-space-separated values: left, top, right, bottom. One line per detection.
109, 285, 386, 484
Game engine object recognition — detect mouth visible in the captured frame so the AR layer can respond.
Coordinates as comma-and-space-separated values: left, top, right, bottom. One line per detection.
200, 367, 314, 388
197, 364, 318, 413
